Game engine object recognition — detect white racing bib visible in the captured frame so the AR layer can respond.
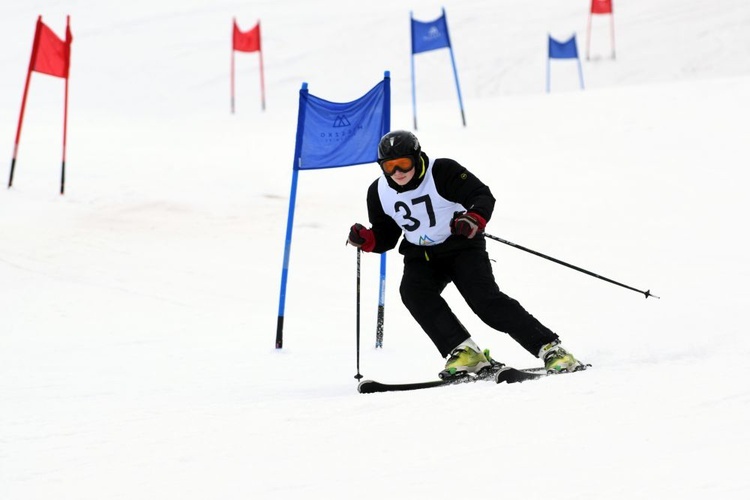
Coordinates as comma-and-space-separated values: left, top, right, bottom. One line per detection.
377, 159, 465, 246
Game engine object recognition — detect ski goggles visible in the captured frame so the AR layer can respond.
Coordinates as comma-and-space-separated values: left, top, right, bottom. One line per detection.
380, 157, 414, 176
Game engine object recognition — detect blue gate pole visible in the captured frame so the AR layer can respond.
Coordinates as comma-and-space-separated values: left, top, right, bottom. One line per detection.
442, 8, 466, 127
376, 71, 391, 348
410, 53, 418, 129
577, 57, 585, 90
375, 254, 386, 348
448, 45, 466, 127
276, 167, 299, 348
276, 83, 309, 349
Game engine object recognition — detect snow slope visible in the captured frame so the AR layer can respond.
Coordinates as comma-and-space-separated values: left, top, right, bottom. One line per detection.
2, 1, 749, 499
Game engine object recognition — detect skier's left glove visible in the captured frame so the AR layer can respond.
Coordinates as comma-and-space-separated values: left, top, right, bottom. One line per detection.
347, 223, 376, 252
450, 211, 486, 239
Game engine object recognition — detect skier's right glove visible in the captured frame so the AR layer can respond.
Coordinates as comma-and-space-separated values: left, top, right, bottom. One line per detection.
347, 223, 376, 252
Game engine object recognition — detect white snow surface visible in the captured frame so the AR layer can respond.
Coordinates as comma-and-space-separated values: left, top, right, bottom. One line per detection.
2, 1, 749, 499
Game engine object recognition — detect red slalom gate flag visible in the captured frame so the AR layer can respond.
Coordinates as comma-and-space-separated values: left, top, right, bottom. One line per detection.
8, 16, 73, 194
586, 0, 616, 60
233, 20, 260, 52
31, 16, 72, 78
591, 0, 613, 14
231, 18, 265, 112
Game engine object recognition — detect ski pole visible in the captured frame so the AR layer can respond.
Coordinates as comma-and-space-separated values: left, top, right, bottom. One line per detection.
484, 233, 659, 299
354, 248, 364, 380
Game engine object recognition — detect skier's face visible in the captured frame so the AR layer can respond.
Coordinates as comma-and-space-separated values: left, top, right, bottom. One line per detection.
390, 165, 416, 186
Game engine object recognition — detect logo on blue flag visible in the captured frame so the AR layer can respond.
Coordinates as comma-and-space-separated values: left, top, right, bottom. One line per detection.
333, 115, 351, 127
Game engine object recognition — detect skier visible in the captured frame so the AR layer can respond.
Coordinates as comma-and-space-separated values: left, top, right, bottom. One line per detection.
347, 130, 582, 378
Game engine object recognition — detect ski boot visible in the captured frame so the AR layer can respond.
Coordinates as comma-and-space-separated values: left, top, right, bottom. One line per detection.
439, 344, 493, 380
539, 340, 583, 373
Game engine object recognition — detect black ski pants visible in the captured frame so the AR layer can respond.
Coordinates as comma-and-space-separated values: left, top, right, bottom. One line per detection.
399, 248, 559, 358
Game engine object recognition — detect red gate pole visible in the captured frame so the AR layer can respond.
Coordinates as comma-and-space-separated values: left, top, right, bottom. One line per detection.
60, 15, 71, 195
8, 68, 33, 189
231, 18, 236, 114
258, 21, 266, 111
7, 17, 42, 189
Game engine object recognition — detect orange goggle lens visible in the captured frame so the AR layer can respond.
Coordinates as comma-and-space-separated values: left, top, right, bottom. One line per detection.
380, 157, 414, 176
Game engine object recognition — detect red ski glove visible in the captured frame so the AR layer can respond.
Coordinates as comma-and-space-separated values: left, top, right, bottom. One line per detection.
347, 223, 376, 252
450, 212, 486, 239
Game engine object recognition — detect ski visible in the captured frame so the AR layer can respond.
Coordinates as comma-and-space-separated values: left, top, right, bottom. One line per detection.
495, 364, 592, 384
357, 362, 504, 394
358, 364, 592, 393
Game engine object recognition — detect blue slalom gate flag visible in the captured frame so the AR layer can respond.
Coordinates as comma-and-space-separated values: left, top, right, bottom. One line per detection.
276, 73, 391, 351
294, 78, 390, 170
549, 35, 580, 59
410, 8, 465, 129
411, 12, 451, 54
547, 34, 585, 93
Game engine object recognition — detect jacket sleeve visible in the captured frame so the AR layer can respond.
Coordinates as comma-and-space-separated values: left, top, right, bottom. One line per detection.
432, 158, 495, 222
366, 179, 402, 253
